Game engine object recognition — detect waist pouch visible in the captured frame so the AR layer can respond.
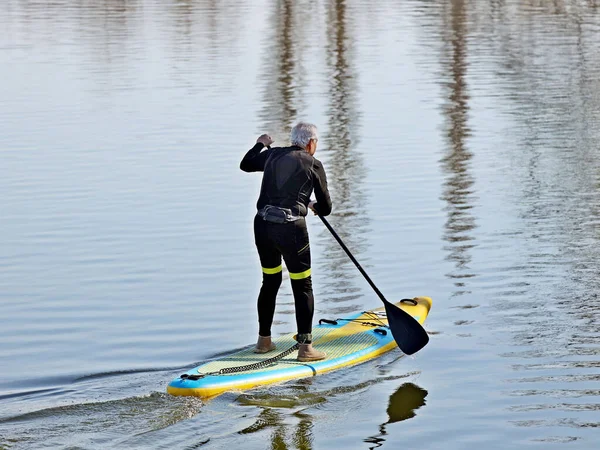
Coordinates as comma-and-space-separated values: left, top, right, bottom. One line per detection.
258, 205, 300, 224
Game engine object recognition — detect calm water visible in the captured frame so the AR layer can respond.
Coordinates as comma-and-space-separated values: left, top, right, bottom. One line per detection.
1, 0, 600, 448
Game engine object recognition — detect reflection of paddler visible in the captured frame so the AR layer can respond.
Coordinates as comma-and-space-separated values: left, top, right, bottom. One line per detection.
365, 383, 428, 448
240, 122, 332, 362
385, 383, 428, 424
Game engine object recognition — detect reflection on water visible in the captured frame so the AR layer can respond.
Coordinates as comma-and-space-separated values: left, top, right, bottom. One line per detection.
239, 408, 314, 450
443, 0, 600, 441
234, 373, 424, 449
318, 0, 367, 315
489, 0, 600, 433
237, 382, 428, 450
437, 0, 477, 298
258, 0, 305, 143
385, 383, 428, 423
364, 382, 428, 449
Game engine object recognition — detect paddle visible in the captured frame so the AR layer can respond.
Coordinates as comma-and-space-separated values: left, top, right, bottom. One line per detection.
317, 215, 429, 355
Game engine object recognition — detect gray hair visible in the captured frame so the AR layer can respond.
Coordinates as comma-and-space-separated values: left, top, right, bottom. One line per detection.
290, 122, 318, 148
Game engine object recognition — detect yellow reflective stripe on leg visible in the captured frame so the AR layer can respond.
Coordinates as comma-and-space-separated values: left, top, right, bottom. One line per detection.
262, 265, 282, 275
289, 268, 311, 280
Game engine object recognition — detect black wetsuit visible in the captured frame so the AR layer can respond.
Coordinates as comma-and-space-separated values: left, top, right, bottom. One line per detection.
240, 143, 332, 341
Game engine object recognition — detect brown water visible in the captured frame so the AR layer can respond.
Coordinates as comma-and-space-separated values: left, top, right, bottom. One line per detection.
1, 1, 599, 448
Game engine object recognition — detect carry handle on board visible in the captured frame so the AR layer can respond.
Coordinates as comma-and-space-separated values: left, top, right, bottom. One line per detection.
317, 214, 429, 355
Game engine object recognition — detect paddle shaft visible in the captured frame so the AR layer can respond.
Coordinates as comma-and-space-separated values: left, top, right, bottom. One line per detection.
317, 215, 388, 304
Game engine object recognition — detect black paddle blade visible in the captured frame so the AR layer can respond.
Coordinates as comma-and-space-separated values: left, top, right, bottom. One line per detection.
384, 300, 429, 355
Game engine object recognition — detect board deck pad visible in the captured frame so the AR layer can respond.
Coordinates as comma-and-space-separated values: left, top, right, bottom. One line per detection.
167, 297, 431, 398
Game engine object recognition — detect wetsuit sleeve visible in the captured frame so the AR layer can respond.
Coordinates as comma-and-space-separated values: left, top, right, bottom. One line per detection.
312, 159, 332, 216
240, 143, 272, 172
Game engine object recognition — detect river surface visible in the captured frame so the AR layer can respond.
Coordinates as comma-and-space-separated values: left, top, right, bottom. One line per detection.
1, 0, 600, 448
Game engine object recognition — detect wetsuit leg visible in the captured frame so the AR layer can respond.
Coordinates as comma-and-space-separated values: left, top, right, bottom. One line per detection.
254, 215, 282, 337
278, 218, 314, 340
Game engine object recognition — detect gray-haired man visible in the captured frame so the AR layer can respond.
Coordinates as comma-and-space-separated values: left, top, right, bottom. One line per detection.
240, 122, 332, 362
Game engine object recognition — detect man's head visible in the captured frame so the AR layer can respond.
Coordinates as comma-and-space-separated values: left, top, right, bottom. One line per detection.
291, 122, 318, 156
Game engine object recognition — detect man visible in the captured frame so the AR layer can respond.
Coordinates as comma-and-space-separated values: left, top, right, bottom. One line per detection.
240, 122, 332, 362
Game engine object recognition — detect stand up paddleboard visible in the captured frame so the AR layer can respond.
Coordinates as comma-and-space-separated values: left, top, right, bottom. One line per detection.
167, 296, 431, 398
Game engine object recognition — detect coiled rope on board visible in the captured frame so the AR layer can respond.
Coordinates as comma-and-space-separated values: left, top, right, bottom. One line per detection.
180, 343, 300, 381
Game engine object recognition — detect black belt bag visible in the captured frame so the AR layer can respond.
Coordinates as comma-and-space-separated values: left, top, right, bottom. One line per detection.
258, 205, 300, 224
